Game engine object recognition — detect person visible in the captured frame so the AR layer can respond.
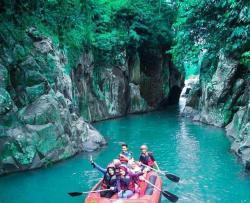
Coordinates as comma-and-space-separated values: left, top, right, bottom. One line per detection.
128, 160, 141, 173
90, 160, 117, 198
139, 144, 160, 171
117, 165, 143, 199
113, 159, 122, 176
119, 143, 133, 164
127, 160, 146, 193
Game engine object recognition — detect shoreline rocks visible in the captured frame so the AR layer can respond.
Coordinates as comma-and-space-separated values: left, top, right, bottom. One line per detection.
0, 28, 106, 176
0, 27, 183, 175
180, 52, 250, 170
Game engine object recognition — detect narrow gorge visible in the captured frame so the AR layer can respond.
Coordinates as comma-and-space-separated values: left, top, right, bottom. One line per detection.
0, 0, 249, 178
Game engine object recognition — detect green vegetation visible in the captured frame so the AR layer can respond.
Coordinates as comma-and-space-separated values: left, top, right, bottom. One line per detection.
0, 0, 249, 76
0, 0, 174, 70
171, 0, 250, 77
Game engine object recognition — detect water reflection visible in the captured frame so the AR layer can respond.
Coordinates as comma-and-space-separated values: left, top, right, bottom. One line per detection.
175, 120, 203, 202
0, 110, 250, 203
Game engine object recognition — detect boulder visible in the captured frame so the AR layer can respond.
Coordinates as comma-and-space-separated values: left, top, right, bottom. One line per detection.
34, 39, 53, 54
82, 124, 107, 152
18, 94, 61, 125
26, 83, 46, 103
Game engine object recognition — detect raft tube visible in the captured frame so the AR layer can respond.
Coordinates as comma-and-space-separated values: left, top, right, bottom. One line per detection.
85, 171, 162, 203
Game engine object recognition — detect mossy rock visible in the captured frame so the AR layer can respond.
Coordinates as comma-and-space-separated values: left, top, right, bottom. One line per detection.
13, 44, 27, 62
20, 57, 41, 71
26, 83, 46, 103
0, 88, 13, 115
25, 70, 46, 86
0, 64, 8, 88
19, 94, 60, 125
28, 123, 58, 156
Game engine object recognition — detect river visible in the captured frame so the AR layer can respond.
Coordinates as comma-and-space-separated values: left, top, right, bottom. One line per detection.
0, 107, 250, 203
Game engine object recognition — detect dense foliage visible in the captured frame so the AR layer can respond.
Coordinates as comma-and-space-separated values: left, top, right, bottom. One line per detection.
86, 0, 174, 65
0, 0, 249, 75
0, 0, 174, 69
171, 0, 250, 76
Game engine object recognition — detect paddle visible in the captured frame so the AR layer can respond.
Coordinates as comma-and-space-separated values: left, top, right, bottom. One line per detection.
68, 189, 112, 197
143, 178, 179, 202
119, 153, 180, 183
140, 162, 180, 183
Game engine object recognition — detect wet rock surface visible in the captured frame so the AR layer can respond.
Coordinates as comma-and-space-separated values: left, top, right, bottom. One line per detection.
0, 29, 106, 175
72, 49, 184, 121
181, 52, 250, 169
0, 27, 183, 175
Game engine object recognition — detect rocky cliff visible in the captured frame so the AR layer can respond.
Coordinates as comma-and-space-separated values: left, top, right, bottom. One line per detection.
0, 28, 107, 175
73, 47, 183, 122
0, 24, 183, 175
181, 52, 250, 170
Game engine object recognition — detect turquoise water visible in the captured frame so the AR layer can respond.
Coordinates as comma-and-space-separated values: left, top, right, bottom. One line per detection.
0, 107, 250, 203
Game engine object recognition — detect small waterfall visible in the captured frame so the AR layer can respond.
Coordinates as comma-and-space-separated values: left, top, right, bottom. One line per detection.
179, 75, 199, 113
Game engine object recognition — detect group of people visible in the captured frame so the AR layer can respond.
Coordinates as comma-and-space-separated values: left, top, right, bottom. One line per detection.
90, 144, 160, 199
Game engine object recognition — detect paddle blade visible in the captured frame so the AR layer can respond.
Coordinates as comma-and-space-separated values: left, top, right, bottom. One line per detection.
162, 190, 179, 202
68, 192, 83, 197
165, 173, 180, 183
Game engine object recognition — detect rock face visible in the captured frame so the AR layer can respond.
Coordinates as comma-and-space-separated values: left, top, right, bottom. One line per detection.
181, 52, 250, 169
0, 27, 183, 175
0, 28, 106, 175
72, 49, 183, 122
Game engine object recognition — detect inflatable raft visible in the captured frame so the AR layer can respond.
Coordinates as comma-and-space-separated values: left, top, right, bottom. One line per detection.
85, 171, 162, 203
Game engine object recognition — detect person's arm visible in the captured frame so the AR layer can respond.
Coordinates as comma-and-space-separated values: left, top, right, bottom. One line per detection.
139, 155, 143, 164
90, 161, 106, 174
120, 152, 134, 161
128, 151, 133, 159
149, 153, 160, 171
132, 171, 144, 177
119, 153, 129, 161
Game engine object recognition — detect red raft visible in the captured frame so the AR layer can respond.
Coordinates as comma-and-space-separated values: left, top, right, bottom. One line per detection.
85, 171, 162, 203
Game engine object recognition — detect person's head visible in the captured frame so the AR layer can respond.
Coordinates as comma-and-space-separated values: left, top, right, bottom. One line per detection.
107, 164, 115, 176
121, 143, 128, 153
128, 160, 133, 167
119, 165, 128, 176
128, 160, 137, 169
140, 144, 148, 154
113, 159, 121, 168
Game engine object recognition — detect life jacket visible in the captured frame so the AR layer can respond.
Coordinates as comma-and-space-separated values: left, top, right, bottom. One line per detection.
101, 173, 117, 189
132, 174, 141, 186
119, 151, 132, 164
139, 152, 155, 167
119, 175, 135, 192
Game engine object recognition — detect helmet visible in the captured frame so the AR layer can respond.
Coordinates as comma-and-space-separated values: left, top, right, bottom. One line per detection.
140, 144, 148, 150
119, 165, 128, 174
113, 159, 121, 167
107, 163, 115, 169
